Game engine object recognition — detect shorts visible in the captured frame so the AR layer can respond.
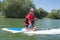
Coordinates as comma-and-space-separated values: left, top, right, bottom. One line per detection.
24, 20, 34, 28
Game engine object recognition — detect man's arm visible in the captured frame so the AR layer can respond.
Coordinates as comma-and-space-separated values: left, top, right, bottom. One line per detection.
34, 17, 37, 23
28, 20, 32, 26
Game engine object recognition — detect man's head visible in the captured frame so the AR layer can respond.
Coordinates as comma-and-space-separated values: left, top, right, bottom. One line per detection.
30, 8, 34, 14
30, 8, 34, 11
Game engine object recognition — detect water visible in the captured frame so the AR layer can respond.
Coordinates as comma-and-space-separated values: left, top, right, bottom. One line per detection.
0, 18, 60, 40
37, 19, 60, 29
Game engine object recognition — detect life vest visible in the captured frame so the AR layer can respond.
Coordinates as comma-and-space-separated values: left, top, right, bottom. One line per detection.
24, 13, 35, 24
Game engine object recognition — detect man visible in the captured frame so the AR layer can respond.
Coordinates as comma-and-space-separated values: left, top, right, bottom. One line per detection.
24, 8, 37, 31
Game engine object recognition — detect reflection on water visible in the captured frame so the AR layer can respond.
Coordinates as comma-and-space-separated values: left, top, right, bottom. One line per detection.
37, 19, 60, 29
36, 35, 60, 40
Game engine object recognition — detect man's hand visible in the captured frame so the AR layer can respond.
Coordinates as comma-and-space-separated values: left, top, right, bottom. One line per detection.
34, 18, 37, 23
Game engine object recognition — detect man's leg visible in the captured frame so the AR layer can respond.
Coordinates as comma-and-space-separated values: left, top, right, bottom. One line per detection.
24, 24, 29, 30
31, 20, 37, 31
24, 24, 32, 30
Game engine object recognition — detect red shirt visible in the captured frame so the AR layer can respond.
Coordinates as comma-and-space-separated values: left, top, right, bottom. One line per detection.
24, 13, 36, 24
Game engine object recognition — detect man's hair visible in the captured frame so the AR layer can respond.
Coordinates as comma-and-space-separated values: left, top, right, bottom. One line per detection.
30, 8, 34, 11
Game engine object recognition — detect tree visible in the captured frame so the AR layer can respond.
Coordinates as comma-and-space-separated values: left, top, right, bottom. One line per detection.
34, 8, 48, 19
38, 8, 48, 18
0, 0, 2, 11
3, 0, 35, 18
47, 9, 60, 19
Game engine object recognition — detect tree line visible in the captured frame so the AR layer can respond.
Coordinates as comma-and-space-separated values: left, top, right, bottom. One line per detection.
0, 0, 60, 19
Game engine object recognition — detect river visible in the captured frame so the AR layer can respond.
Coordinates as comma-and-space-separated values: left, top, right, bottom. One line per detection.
0, 18, 60, 40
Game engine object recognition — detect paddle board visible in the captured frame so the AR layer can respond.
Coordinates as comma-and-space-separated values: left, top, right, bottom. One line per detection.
2, 28, 60, 34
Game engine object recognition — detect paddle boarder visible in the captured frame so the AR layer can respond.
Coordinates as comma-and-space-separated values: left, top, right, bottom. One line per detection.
24, 8, 37, 31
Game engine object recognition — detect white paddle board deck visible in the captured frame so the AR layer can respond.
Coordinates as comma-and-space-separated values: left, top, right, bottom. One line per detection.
2, 28, 60, 34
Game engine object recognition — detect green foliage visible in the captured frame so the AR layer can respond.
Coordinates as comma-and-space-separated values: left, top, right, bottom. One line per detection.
47, 9, 60, 19
47, 13, 56, 19
0, 0, 48, 19
34, 8, 48, 19
0, 1, 2, 11
3, 0, 35, 18
34, 9, 41, 19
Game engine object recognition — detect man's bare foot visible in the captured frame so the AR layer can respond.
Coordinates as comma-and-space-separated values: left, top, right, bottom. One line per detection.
33, 27, 37, 31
